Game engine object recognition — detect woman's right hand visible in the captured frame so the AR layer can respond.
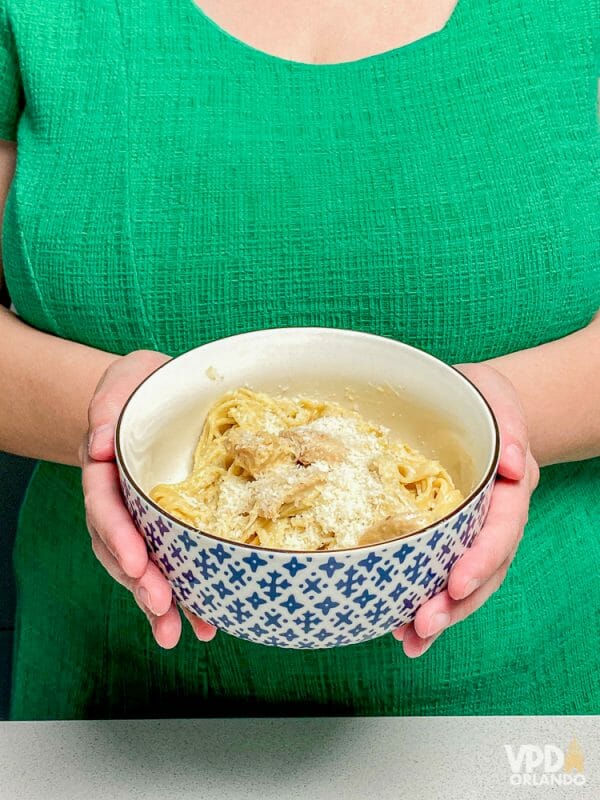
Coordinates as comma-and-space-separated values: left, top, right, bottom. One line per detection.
79, 350, 218, 648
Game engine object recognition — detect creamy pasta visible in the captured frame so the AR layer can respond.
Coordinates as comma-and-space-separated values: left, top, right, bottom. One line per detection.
149, 388, 463, 550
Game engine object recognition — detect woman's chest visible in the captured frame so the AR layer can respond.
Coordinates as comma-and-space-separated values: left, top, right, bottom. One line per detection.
5, 0, 598, 361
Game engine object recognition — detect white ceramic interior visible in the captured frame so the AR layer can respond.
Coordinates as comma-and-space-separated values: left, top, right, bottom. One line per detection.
117, 327, 498, 537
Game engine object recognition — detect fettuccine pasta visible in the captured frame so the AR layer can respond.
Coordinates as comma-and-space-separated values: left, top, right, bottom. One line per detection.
149, 388, 463, 550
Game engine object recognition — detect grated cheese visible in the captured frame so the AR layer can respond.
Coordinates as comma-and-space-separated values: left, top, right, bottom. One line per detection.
213, 415, 391, 549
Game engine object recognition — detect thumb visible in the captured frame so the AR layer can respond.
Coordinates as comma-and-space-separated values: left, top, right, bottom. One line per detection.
88, 350, 171, 461
455, 362, 528, 482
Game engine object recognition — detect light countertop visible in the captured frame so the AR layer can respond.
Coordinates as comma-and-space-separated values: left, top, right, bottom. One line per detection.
0, 716, 596, 800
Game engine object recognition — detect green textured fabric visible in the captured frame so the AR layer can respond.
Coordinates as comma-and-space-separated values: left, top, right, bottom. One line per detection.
3, 0, 599, 719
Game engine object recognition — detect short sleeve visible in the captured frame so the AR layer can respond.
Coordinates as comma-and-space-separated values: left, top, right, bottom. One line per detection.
0, 0, 23, 142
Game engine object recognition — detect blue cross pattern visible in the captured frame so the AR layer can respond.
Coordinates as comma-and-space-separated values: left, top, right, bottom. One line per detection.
249, 623, 266, 637
393, 543, 415, 564
172, 576, 191, 600
144, 522, 163, 553
280, 594, 304, 614
193, 550, 219, 581
227, 598, 251, 624
211, 580, 234, 599
177, 530, 198, 552
365, 598, 390, 624
452, 512, 468, 534
374, 564, 394, 587
318, 556, 345, 578
353, 588, 376, 608
226, 563, 248, 587
246, 591, 267, 610
419, 567, 437, 588
282, 556, 307, 576
198, 590, 216, 610
336, 566, 366, 598
168, 542, 186, 566
403, 552, 431, 583
156, 515, 171, 535
302, 576, 322, 595
209, 543, 232, 564
436, 539, 453, 564
427, 530, 444, 550
402, 592, 419, 611
389, 582, 407, 602
314, 596, 339, 616
258, 571, 291, 600
334, 609, 353, 628
445, 553, 460, 573
159, 552, 174, 574
182, 569, 200, 588
294, 610, 320, 633
460, 514, 476, 545
242, 551, 268, 572
358, 551, 383, 572
140, 490, 481, 648
264, 611, 283, 629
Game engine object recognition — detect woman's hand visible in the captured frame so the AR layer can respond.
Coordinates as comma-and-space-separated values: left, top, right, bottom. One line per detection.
392, 362, 540, 657
79, 350, 218, 649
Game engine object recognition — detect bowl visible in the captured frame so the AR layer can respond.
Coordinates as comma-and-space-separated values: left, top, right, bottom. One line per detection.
115, 328, 499, 649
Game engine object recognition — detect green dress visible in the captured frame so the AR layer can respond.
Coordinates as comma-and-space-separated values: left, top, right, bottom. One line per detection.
2, 0, 599, 719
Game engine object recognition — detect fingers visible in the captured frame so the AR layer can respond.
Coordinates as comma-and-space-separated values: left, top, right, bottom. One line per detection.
92, 531, 182, 648
81, 348, 219, 651
394, 552, 512, 657
148, 601, 183, 650
82, 454, 148, 579
447, 477, 528, 601
92, 530, 216, 649
182, 607, 218, 642
398, 624, 444, 658
414, 552, 513, 639
390, 450, 539, 656
132, 595, 183, 649
89, 530, 172, 616
87, 350, 171, 462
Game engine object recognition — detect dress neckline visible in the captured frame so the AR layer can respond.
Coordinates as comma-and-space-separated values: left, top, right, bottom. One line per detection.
183, 0, 467, 71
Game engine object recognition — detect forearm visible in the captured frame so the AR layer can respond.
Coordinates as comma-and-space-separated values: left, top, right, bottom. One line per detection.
0, 306, 119, 465
483, 314, 600, 467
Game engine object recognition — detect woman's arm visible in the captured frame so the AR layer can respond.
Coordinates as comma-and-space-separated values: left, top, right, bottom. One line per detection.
0, 306, 118, 464
485, 312, 600, 466
1, 140, 118, 465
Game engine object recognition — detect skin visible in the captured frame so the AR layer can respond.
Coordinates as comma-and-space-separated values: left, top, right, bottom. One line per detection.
1, 0, 599, 654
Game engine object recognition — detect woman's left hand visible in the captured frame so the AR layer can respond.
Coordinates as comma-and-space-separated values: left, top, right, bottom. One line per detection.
392, 362, 540, 657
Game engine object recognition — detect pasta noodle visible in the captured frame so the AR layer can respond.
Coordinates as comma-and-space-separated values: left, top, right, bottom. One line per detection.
149, 388, 464, 550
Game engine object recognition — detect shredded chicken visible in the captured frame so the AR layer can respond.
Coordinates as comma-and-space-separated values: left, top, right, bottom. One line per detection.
281, 428, 347, 466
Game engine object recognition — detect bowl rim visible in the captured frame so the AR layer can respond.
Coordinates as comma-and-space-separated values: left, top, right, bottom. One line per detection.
115, 326, 500, 554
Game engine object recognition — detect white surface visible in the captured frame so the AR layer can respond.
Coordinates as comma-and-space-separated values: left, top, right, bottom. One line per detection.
0, 717, 596, 800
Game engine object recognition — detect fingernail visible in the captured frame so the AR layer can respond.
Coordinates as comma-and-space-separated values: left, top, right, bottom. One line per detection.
462, 578, 481, 598
195, 624, 217, 642
88, 424, 112, 457
418, 637, 437, 656
405, 635, 437, 659
505, 443, 526, 477
136, 587, 153, 613
426, 612, 450, 637
392, 627, 406, 641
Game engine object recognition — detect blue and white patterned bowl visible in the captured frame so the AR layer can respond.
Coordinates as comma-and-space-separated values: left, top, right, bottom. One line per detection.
116, 328, 499, 649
